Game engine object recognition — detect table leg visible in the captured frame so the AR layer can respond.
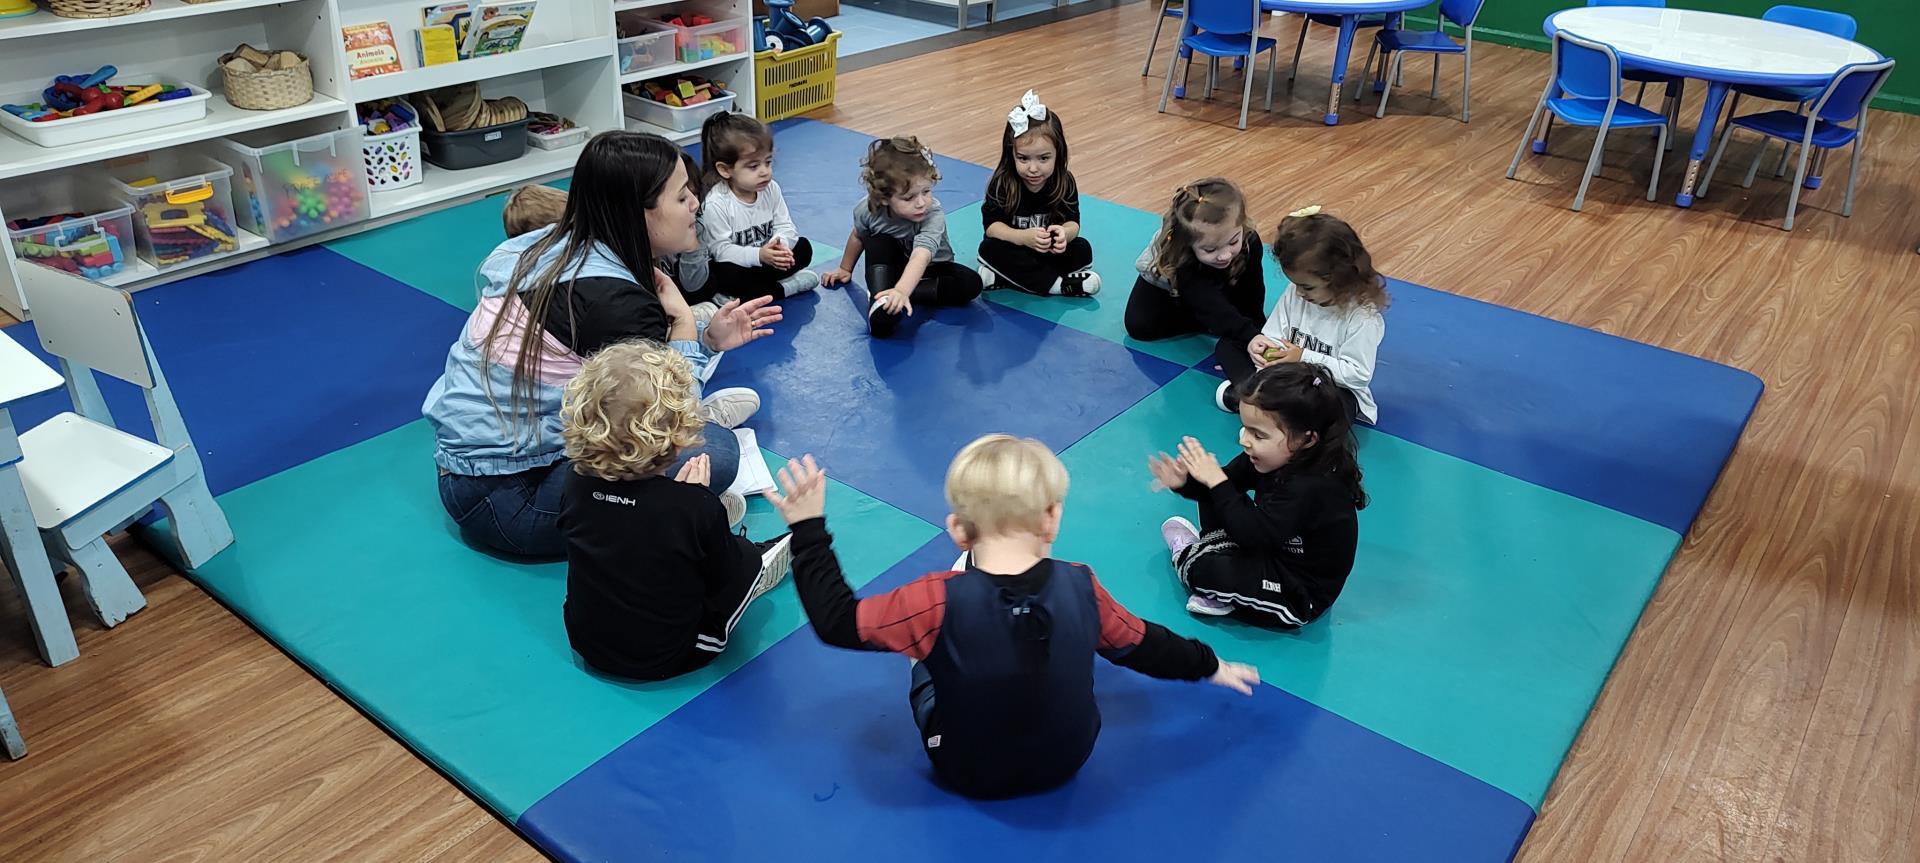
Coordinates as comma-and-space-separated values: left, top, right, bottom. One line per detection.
1675, 80, 1729, 208
1325, 15, 1358, 125
1173, 20, 1195, 100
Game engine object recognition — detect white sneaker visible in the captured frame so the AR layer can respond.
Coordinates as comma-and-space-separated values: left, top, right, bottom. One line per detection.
780, 270, 822, 297
699, 387, 760, 429
721, 490, 746, 527
1161, 516, 1199, 560
1186, 594, 1234, 616
977, 264, 1003, 291
752, 533, 794, 599
1214, 380, 1236, 414
690, 301, 720, 325
1056, 269, 1101, 297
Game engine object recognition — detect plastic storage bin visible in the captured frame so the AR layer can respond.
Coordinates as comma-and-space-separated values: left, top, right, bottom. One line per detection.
1, 175, 136, 281
0, 83, 212, 149
755, 32, 839, 122
421, 117, 529, 170
673, 18, 749, 62
529, 125, 589, 151
208, 126, 371, 243
617, 18, 678, 75
623, 88, 735, 133
103, 151, 239, 272
362, 124, 422, 190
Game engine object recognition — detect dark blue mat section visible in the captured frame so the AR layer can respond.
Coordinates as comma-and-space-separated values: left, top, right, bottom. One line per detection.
704, 286, 1184, 524
1192, 278, 1762, 534
520, 535, 1536, 863
4, 246, 463, 495
766, 119, 993, 248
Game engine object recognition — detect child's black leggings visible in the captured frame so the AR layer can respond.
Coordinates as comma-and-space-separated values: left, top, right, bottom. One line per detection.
862, 236, 982, 338
708, 238, 814, 303
978, 236, 1093, 295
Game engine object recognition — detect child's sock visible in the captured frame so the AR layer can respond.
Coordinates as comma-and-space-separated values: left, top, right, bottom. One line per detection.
779, 270, 821, 297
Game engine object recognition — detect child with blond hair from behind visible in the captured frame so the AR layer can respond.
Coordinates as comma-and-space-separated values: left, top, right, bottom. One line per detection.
559, 340, 792, 682
502, 184, 569, 237
767, 435, 1259, 799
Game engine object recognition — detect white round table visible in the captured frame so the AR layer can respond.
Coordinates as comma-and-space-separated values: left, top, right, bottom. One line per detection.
1545, 7, 1882, 207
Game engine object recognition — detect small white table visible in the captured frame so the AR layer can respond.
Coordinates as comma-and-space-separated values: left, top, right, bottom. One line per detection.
1545, 7, 1882, 207
0, 328, 78, 667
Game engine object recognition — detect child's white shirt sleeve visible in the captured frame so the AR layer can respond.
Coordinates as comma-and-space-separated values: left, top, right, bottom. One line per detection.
1301, 308, 1383, 396
768, 181, 800, 246
700, 188, 764, 268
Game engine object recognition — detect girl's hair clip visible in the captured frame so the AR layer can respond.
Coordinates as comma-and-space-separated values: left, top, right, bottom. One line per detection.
1312, 376, 1324, 386
1288, 204, 1323, 218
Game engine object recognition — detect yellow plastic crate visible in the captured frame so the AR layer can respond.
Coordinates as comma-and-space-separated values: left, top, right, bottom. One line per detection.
754, 32, 840, 122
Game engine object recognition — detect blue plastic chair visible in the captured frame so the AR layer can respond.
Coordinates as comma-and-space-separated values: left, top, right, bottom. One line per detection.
1700, 57, 1894, 231
1506, 31, 1671, 211
1584, 0, 1684, 148
1728, 5, 1860, 184
1141, 0, 1188, 77
1157, 0, 1279, 130
1364, 0, 1484, 122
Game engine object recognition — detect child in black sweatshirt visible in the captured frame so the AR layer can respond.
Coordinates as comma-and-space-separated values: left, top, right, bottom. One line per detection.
1149, 363, 1364, 627
557, 341, 793, 681
767, 435, 1260, 799
1124, 179, 1267, 413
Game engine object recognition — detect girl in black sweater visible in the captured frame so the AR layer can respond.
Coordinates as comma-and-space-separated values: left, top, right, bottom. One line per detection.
1148, 363, 1365, 627
1124, 178, 1267, 412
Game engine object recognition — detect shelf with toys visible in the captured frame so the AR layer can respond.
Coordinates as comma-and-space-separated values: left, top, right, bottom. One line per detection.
348, 34, 613, 102
0, 0, 318, 42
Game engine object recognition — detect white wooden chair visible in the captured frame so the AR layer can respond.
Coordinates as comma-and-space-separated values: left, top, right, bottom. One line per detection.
13, 265, 233, 630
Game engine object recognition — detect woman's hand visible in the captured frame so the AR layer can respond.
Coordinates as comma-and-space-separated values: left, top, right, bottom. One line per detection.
1178, 436, 1227, 488
1148, 452, 1190, 491
673, 454, 710, 486
767, 454, 828, 525
704, 295, 782, 352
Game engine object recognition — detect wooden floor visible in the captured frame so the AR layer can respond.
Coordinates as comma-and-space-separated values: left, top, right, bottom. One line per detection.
4, 6, 1917, 860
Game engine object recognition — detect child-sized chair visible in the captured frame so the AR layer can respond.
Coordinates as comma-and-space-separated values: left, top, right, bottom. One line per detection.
13, 264, 233, 631
1364, 0, 1485, 122
1699, 58, 1895, 231
1727, 5, 1860, 187
1157, 0, 1280, 131
1141, 0, 1187, 77
1506, 31, 1670, 211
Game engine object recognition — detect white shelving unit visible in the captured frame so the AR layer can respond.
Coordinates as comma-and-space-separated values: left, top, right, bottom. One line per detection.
0, 0, 756, 318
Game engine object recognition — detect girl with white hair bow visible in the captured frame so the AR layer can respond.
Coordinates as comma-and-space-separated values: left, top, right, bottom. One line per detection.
977, 90, 1100, 298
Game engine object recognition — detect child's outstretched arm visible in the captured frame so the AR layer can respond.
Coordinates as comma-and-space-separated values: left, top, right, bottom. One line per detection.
770, 456, 951, 658
1090, 574, 1258, 694
822, 231, 864, 286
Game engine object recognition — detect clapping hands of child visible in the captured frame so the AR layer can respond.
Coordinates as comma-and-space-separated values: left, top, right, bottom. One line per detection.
760, 237, 796, 270
1177, 436, 1227, 488
767, 454, 828, 525
1208, 660, 1261, 695
674, 454, 711, 486
1148, 451, 1190, 492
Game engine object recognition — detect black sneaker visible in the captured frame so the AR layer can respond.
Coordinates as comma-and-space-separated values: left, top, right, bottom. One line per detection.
1056, 269, 1102, 297
869, 297, 901, 338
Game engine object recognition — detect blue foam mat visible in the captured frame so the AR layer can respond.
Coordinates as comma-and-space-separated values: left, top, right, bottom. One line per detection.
766, 119, 993, 252
4, 246, 464, 495
520, 535, 1536, 863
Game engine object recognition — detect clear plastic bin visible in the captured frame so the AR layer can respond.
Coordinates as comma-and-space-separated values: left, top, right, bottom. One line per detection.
1, 174, 136, 281
674, 18, 748, 62
623, 88, 735, 132
617, 18, 679, 74
102, 151, 239, 272
207, 125, 370, 243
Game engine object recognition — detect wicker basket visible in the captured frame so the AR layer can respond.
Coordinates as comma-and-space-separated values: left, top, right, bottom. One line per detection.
218, 44, 313, 111
47, 0, 149, 18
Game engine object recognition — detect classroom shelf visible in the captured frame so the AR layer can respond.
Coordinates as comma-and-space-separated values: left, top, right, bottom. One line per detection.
617, 50, 750, 85
0, 0, 314, 42
348, 36, 615, 102
0, 95, 347, 181
96, 228, 271, 289
612, 0, 688, 12
368, 143, 585, 217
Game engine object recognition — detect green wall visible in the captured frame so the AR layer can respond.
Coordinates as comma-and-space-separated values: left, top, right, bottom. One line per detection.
1405, 1, 1913, 113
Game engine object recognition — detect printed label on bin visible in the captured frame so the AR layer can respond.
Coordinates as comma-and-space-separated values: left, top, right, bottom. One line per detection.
485, 131, 502, 142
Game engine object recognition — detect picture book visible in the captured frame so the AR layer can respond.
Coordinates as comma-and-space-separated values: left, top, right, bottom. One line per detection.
462, 0, 538, 58
342, 22, 404, 79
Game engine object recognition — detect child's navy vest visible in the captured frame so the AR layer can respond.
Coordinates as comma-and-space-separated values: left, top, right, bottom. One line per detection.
921, 559, 1103, 798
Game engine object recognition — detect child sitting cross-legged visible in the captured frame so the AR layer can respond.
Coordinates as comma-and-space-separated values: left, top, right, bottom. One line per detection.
766, 435, 1260, 799
559, 340, 793, 682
